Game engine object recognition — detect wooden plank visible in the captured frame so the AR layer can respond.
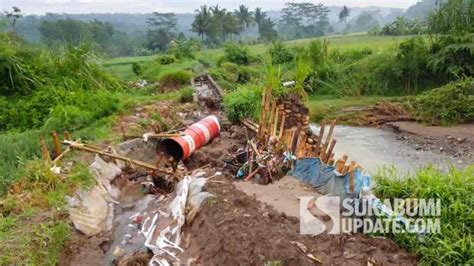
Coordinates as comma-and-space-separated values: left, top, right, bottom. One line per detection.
278, 112, 286, 139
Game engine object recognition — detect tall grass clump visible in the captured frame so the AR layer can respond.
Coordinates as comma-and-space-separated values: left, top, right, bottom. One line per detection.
223, 84, 262, 122
411, 78, 474, 125
374, 165, 474, 265
0, 33, 123, 192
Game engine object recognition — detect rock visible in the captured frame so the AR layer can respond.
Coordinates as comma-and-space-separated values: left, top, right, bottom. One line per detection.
122, 203, 135, 211
456, 137, 466, 143
446, 135, 454, 140
439, 147, 444, 151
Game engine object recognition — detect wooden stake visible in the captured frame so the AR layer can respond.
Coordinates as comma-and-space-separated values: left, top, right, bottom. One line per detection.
40, 137, 51, 164
348, 161, 357, 192
322, 120, 336, 158
324, 139, 337, 163
51, 131, 62, 158
315, 122, 325, 157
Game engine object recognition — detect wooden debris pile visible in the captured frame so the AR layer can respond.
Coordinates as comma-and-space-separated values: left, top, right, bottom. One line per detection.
240, 88, 363, 188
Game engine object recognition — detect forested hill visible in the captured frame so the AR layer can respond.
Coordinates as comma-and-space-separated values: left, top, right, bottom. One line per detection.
8, 6, 405, 43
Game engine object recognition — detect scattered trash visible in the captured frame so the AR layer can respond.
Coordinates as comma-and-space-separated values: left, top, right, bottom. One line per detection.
66, 155, 121, 236
141, 170, 214, 265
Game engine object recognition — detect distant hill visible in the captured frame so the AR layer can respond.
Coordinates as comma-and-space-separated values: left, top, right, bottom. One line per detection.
12, 6, 405, 42
404, 0, 439, 20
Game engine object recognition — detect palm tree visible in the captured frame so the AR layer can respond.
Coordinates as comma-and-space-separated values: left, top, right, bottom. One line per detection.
210, 5, 227, 41
254, 7, 267, 31
223, 12, 241, 40
234, 4, 254, 30
191, 5, 211, 41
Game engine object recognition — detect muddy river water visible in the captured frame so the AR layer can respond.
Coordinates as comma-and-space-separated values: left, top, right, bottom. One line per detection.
310, 124, 457, 175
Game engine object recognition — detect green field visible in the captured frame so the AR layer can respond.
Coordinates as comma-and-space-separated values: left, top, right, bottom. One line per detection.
103, 34, 412, 81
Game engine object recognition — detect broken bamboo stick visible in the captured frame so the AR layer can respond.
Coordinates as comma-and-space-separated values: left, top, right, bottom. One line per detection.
278, 112, 286, 139
324, 139, 337, 163
322, 120, 336, 158
65, 141, 163, 172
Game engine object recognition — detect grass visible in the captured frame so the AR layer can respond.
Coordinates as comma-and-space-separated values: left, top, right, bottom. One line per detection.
306, 94, 392, 123
374, 165, 474, 265
103, 34, 410, 81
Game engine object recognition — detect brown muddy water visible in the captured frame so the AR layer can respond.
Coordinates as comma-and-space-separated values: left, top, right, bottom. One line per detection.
310, 124, 462, 175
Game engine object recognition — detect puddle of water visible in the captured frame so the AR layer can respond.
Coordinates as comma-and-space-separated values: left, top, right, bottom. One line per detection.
311, 124, 456, 175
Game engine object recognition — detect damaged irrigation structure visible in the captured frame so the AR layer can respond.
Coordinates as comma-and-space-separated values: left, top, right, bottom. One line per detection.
33, 73, 419, 265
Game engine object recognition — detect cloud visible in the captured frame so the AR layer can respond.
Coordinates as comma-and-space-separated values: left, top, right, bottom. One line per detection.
1, 0, 418, 15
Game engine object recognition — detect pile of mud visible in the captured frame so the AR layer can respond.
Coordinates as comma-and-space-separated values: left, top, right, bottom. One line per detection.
182, 175, 417, 265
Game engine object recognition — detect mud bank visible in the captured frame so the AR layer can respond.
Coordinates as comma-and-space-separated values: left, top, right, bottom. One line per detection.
183, 174, 417, 265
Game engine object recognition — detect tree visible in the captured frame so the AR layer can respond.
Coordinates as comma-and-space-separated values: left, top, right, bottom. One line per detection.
146, 12, 177, 52
339, 6, 350, 23
223, 12, 242, 40
259, 18, 278, 41
349, 10, 381, 32
428, 0, 473, 35
338, 5, 350, 33
279, 2, 329, 39
234, 4, 253, 30
254, 7, 267, 32
4, 7, 22, 34
191, 5, 212, 41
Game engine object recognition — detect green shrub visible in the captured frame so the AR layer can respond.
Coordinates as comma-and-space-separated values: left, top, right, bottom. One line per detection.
156, 54, 177, 65
132, 62, 142, 76
179, 86, 194, 103
220, 43, 251, 65
374, 165, 474, 265
168, 39, 201, 59
223, 85, 262, 122
412, 78, 474, 125
159, 70, 192, 89
268, 41, 294, 65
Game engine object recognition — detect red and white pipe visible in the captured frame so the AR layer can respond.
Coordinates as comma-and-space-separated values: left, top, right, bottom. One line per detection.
161, 115, 221, 160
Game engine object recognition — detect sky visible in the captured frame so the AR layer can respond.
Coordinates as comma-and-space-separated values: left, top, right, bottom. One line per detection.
1, 0, 420, 15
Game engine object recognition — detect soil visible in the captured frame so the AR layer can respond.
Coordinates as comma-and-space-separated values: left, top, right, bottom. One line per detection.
57, 92, 423, 265
181, 173, 417, 265
385, 121, 474, 163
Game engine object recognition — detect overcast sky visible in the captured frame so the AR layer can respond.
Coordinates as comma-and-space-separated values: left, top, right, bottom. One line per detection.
1, 0, 420, 15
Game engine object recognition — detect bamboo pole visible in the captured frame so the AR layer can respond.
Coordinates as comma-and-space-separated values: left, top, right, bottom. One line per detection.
65, 141, 163, 172
324, 139, 337, 163
51, 131, 62, 157
322, 120, 336, 158
315, 122, 325, 157
267, 100, 277, 140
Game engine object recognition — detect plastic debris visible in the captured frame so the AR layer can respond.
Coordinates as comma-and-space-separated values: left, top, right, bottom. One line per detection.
66, 154, 122, 236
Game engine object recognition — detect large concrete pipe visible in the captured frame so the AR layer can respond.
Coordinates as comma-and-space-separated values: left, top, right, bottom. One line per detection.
161, 115, 221, 160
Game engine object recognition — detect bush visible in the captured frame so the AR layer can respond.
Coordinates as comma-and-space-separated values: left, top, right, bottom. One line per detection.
223, 85, 262, 122
132, 62, 142, 76
179, 86, 194, 103
220, 43, 251, 65
156, 54, 177, 65
412, 78, 474, 125
159, 70, 192, 89
374, 165, 474, 265
268, 41, 294, 65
